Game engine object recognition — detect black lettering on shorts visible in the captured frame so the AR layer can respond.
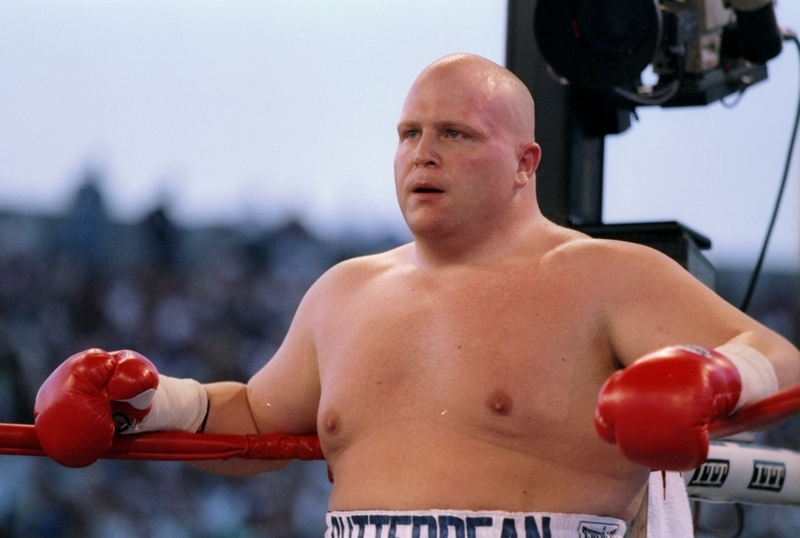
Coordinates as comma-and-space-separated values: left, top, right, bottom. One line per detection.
330, 516, 342, 538
388, 515, 412, 538
466, 517, 492, 538
412, 515, 437, 538
523, 515, 551, 538
351, 515, 368, 538
438, 515, 465, 538
500, 518, 519, 538
369, 515, 391, 537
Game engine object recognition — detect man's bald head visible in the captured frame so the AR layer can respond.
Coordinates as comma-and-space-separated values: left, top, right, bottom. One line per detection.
394, 53, 543, 245
408, 53, 537, 144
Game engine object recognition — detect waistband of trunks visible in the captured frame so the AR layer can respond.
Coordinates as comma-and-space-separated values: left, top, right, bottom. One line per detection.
325, 509, 627, 538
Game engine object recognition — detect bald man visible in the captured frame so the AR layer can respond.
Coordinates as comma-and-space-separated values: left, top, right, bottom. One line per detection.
35, 54, 800, 537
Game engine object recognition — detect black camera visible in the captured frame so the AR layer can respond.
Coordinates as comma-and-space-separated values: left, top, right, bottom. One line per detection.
534, 0, 783, 108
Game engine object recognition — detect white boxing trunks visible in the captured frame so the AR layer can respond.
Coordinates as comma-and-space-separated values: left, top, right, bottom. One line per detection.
325, 509, 627, 538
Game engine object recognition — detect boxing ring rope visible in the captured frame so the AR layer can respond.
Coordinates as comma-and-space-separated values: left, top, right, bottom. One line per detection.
0, 424, 323, 461
686, 441, 800, 505
1, 383, 799, 506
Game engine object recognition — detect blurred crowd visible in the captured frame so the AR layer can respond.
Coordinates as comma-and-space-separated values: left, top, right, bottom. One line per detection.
0, 179, 797, 537
0, 179, 397, 537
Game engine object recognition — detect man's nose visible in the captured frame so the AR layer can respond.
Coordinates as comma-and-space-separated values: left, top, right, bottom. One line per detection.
412, 132, 439, 167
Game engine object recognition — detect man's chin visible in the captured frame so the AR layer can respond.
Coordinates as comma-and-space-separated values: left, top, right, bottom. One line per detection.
402, 204, 464, 237
406, 220, 456, 242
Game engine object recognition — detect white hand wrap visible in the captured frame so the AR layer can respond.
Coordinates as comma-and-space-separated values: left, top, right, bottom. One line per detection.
715, 343, 779, 412
120, 375, 209, 434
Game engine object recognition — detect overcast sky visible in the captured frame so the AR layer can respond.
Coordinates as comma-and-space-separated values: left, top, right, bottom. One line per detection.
0, 0, 798, 270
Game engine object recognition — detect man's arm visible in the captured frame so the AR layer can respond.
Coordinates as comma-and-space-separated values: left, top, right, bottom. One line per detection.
190, 280, 323, 476
603, 241, 799, 384
185, 381, 288, 476
33, 270, 325, 473
594, 241, 800, 469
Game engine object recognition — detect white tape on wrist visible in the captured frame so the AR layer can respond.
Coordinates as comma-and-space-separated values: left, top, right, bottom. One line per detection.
715, 343, 779, 411
123, 375, 209, 434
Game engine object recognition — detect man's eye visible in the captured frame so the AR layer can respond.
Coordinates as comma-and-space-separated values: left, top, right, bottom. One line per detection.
446, 130, 462, 139
405, 130, 419, 139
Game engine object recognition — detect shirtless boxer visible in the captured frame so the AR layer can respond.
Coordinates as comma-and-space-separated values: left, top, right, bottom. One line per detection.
33, 54, 800, 537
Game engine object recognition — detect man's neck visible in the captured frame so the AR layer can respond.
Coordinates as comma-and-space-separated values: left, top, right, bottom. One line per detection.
409, 212, 547, 270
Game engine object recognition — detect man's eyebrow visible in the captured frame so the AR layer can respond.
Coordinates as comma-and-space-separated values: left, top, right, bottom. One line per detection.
396, 120, 485, 137
439, 121, 471, 130
396, 120, 419, 131
439, 121, 485, 137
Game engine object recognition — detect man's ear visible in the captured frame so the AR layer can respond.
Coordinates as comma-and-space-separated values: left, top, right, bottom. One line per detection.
514, 142, 542, 188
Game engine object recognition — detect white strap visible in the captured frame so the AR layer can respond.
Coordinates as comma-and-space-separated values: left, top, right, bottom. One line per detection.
715, 343, 779, 411
121, 375, 208, 434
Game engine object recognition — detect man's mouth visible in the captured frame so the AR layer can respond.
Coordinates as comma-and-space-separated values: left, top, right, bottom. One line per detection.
413, 185, 443, 194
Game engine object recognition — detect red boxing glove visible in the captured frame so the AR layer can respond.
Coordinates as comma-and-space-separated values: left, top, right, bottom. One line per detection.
34, 349, 159, 468
595, 346, 742, 471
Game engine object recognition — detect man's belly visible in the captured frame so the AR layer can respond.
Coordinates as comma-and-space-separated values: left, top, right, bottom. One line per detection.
323, 425, 650, 521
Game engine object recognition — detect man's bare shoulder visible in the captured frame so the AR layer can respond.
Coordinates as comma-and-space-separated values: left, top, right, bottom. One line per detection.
307, 242, 414, 297
536, 230, 695, 297
544, 230, 674, 271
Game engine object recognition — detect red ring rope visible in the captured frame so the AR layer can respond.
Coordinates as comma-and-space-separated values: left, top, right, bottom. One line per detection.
0, 423, 323, 461
710, 382, 800, 439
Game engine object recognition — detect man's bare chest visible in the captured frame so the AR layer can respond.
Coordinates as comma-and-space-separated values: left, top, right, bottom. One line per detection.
314, 269, 613, 442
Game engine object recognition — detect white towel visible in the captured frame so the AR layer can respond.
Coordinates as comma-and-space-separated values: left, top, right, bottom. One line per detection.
646, 471, 694, 537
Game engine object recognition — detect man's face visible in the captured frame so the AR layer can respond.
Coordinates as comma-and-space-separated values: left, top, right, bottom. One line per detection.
393, 66, 524, 241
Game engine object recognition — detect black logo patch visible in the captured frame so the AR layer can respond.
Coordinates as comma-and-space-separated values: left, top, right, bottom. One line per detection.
579, 521, 620, 537
688, 459, 730, 488
748, 460, 786, 492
